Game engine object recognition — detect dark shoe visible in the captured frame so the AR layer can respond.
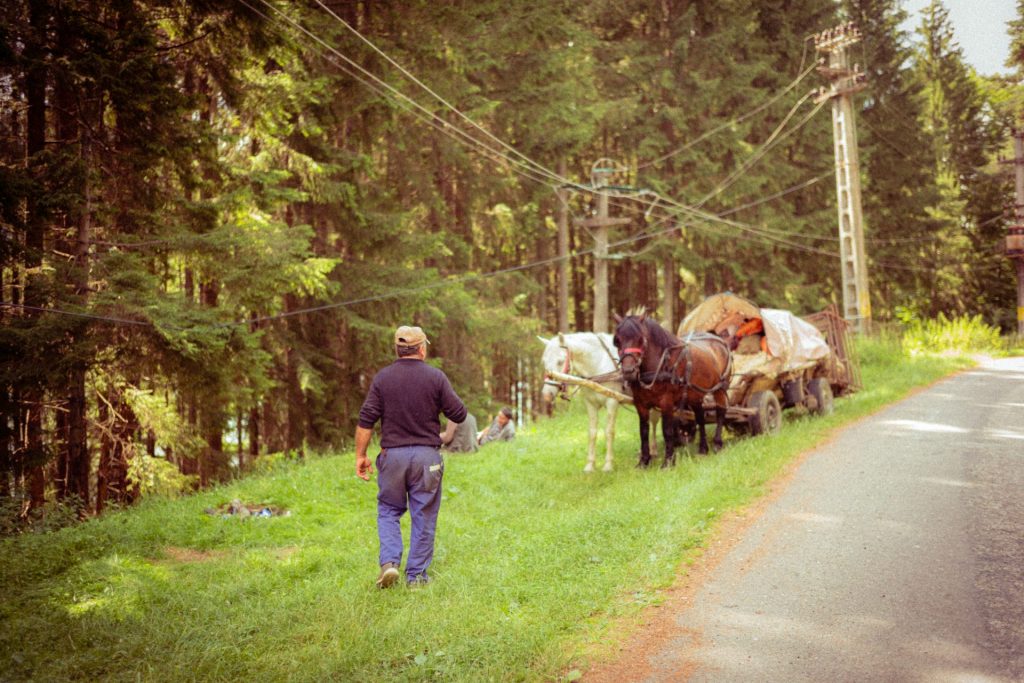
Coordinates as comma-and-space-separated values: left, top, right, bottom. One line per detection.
376, 562, 400, 589
407, 575, 430, 589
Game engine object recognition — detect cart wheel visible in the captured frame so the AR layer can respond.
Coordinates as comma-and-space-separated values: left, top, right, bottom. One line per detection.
747, 390, 782, 436
807, 378, 834, 416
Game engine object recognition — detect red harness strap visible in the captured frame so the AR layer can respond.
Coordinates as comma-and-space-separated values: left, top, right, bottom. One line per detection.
621, 347, 644, 357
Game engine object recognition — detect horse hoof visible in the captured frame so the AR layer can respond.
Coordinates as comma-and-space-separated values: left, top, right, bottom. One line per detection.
602, 464, 614, 473
583, 464, 595, 473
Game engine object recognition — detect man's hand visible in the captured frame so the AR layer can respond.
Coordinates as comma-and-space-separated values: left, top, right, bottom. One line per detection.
354, 425, 375, 481
356, 453, 374, 481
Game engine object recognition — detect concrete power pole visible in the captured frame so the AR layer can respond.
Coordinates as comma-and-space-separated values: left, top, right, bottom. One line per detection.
814, 23, 871, 333
1009, 131, 1024, 336
575, 160, 630, 333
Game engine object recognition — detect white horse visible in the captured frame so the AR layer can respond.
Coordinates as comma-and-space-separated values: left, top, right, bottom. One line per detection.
539, 332, 622, 473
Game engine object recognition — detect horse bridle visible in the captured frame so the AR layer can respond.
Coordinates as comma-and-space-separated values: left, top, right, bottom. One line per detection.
543, 343, 576, 400
619, 328, 731, 393
617, 326, 648, 384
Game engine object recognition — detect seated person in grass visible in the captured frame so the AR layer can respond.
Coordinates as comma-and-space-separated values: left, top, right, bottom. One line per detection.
478, 407, 515, 445
441, 414, 479, 453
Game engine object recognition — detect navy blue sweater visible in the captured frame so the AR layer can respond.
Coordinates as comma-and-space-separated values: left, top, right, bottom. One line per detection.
358, 358, 467, 448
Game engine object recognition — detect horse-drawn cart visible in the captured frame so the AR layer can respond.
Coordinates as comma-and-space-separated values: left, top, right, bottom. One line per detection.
540, 294, 860, 462
677, 293, 860, 435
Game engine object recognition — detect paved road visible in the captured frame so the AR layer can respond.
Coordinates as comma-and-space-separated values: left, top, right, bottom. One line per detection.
647, 356, 1024, 682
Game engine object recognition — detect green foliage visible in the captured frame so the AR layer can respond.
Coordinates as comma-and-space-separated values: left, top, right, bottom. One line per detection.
127, 455, 199, 499
246, 450, 305, 478
900, 312, 1006, 355
124, 388, 204, 458
0, 497, 82, 538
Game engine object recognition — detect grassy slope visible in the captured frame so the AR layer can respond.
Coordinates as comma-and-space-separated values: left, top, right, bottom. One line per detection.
0, 343, 971, 682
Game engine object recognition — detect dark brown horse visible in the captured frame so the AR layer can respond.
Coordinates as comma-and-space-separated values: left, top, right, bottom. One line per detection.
613, 311, 732, 466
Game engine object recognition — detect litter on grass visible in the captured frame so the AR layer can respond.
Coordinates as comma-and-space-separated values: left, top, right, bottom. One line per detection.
205, 499, 291, 519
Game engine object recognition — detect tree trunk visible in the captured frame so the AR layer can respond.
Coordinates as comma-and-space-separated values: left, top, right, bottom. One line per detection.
180, 399, 199, 478
0, 387, 11, 498
96, 391, 138, 513
661, 253, 677, 333
96, 400, 110, 514
248, 405, 260, 459
27, 407, 45, 509
55, 407, 69, 499
536, 223, 549, 328
24, 0, 49, 512
557, 159, 570, 333
184, 268, 195, 302
236, 408, 244, 471
570, 221, 587, 330
284, 297, 305, 457
65, 95, 92, 510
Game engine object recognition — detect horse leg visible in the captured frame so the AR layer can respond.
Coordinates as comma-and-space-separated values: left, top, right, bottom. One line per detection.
651, 410, 661, 458
603, 398, 617, 472
637, 405, 652, 468
661, 408, 676, 468
712, 390, 727, 452
584, 398, 599, 473
695, 399, 710, 455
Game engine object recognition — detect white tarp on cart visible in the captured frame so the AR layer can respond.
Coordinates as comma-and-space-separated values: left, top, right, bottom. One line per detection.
759, 309, 830, 372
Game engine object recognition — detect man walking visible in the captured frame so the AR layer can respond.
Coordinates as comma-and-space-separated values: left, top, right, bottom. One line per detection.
355, 325, 467, 589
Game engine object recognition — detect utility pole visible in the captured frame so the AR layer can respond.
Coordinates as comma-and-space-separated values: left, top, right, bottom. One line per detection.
1008, 131, 1024, 336
557, 159, 570, 333
814, 23, 871, 333
574, 160, 630, 333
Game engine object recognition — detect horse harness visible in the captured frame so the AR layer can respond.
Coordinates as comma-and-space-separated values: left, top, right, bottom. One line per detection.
621, 332, 732, 394
542, 340, 577, 400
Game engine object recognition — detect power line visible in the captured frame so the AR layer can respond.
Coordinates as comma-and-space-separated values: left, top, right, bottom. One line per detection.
716, 171, 832, 218
694, 94, 827, 209
311, 0, 566, 188
314, 0, 825, 202
0, 302, 153, 327
248, 0, 836, 255
241, 0, 561, 190
1, 167, 840, 330
249, 0, 840, 255
637, 61, 820, 170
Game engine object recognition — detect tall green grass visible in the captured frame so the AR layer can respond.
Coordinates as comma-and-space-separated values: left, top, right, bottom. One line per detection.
898, 312, 1006, 356
0, 338, 975, 682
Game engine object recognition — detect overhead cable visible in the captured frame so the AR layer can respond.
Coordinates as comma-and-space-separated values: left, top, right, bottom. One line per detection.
636, 61, 820, 170
311, 0, 567, 187
242, 0, 559, 190
693, 94, 826, 209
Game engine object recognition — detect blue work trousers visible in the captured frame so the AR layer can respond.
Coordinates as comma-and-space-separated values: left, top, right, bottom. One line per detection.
375, 445, 444, 582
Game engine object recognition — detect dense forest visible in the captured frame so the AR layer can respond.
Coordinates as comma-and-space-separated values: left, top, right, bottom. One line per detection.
1, 0, 1022, 517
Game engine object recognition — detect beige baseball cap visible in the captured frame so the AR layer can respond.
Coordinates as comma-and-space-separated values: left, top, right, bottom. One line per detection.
394, 325, 429, 346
